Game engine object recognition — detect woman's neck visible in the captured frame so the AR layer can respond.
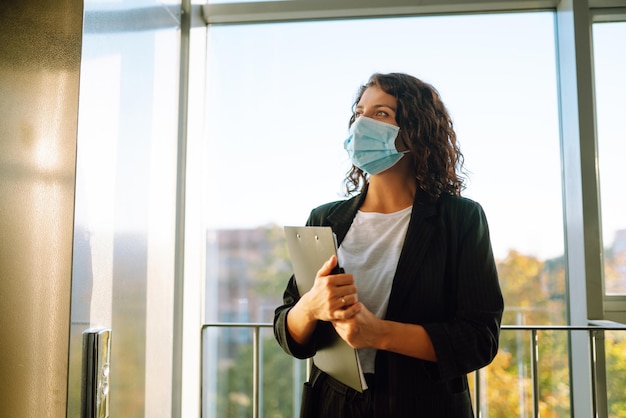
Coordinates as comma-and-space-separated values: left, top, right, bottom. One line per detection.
360, 171, 416, 214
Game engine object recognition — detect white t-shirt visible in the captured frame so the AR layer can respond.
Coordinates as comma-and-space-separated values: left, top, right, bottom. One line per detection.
337, 205, 412, 374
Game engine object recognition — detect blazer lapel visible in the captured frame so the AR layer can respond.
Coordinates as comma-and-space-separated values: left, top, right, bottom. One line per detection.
327, 191, 366, 245
385, 192, 438, 320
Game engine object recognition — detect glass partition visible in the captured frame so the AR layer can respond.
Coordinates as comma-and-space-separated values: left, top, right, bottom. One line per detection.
202, 11, 566, 417
69, 1, 181, 416
592, 20, 626, 415
592, 21, 626, 296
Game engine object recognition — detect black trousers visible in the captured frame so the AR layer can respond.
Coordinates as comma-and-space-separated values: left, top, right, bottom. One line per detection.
300, 367, 377, 418
300, 367, 475, 417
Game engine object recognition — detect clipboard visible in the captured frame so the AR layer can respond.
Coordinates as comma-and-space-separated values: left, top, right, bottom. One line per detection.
284, 226, 368, 392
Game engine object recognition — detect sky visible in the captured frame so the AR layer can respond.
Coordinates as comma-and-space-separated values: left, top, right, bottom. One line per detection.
202, 12, 569, 260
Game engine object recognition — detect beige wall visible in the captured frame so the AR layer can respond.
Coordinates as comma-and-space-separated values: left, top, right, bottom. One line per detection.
0, 1, 83, 416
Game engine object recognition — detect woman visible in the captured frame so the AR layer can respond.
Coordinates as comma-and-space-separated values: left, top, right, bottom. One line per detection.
274, 72, 504, 417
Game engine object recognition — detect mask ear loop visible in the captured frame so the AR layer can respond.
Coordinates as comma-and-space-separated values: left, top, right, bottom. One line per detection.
395, 130, 411, 154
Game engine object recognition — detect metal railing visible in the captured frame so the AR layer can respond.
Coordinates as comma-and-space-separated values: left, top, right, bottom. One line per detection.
479, 323, 626, 418
201, 322, 626, 418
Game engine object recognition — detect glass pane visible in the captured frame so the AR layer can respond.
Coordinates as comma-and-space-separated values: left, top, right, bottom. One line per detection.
69, 1, 180, 416
202, 11, 565, 417
593, 21, 626, 295
204, 12, 564, 322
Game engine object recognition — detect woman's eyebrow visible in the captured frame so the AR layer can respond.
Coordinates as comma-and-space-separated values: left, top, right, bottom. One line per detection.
355, 103, 397, 112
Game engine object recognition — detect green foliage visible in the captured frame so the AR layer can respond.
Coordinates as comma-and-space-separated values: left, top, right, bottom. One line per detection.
213, 334, 306, 418
606, 332, 626, 417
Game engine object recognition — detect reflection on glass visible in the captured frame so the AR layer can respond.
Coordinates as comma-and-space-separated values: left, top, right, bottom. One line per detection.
593, 21, 626, 295
203, 12, 567, 417
69, 2, 180, 416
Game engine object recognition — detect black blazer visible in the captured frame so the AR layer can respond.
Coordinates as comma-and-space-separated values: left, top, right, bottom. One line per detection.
274, 189, 504, 416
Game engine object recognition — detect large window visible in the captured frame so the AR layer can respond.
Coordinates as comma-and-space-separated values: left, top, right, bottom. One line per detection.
203, 11, 564, 323
592, 21, 626, 416
593, 20, 626, 296
202, 11, 568, 417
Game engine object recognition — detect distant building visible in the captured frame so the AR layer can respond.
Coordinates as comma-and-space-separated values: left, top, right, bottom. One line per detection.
205, 227, 286, 348
610, 229, 626, 291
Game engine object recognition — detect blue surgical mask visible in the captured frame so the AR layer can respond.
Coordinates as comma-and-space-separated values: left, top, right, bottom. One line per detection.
343, 116, 406, 175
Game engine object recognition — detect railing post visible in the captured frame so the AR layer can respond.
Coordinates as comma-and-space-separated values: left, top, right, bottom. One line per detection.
589, 330, 598, 418
253, 325, 260, 418
473, 369, 481, 417
530, 329, 540, 418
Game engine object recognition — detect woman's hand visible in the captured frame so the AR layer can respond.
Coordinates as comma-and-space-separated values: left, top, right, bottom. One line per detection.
286, 255, 361, 345
300, 255, 361, 322
334, 307, 438, 362
332, 304, 382, 349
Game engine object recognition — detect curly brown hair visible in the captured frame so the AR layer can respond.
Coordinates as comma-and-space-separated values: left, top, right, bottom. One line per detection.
345, 73, 465, 201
